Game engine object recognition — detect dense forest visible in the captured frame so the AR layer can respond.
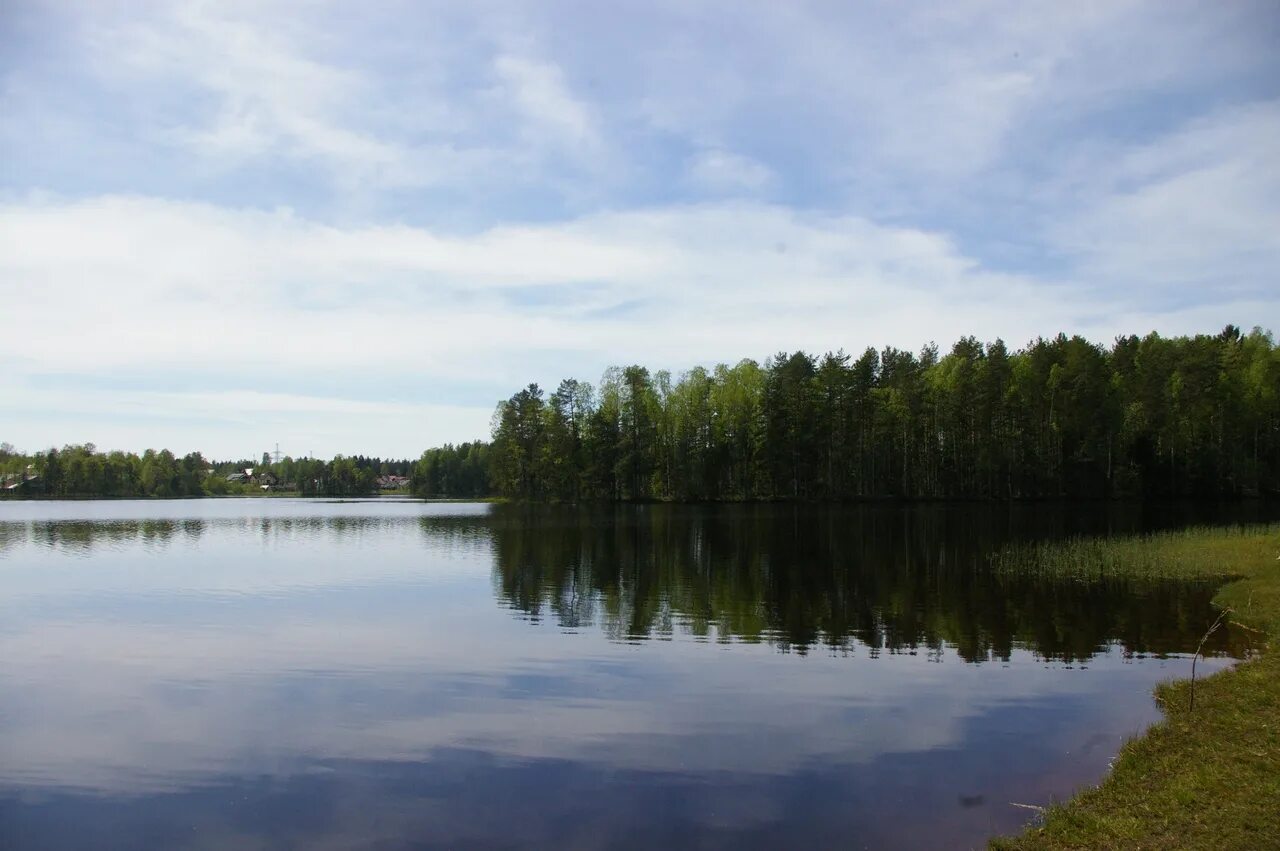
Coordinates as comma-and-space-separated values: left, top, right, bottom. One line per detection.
0, 443, 411, 498
426, 326, 1280, 501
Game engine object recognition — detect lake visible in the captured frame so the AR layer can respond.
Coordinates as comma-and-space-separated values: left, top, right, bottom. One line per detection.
0, 499, 1274, 850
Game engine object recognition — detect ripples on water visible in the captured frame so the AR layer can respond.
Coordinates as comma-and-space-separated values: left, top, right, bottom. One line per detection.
0, 499, 1271, 850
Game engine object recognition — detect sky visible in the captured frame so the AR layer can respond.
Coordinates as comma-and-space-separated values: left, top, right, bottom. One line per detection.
2, 0, 1278, 459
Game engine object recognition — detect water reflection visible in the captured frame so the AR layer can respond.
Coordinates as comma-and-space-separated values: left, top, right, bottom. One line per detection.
0, 503, 1252, 665
483, 504, 1246, 661
19, 518, 207, 553
0, 513, 496, 557
0, 499, 1271, 850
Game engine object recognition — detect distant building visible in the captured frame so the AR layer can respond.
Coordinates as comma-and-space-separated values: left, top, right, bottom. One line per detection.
377, 475, 411, 490
2, 472, 39, 492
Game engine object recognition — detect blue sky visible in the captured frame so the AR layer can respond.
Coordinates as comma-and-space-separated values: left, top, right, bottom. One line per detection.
2, 0, 1278, 458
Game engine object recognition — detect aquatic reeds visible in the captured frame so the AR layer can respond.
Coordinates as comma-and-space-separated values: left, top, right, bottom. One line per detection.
991, 522, 1280, 850
989, 524, 1278, 585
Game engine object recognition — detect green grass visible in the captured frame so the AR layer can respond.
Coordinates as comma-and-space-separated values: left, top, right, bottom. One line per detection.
989, 523, 1280, 851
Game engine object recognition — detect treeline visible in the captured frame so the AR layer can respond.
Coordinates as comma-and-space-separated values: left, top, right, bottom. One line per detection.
208, 454, 412, 496
411, 442, 491, 498
212, 454, 411, 480
8, 327, 1278, 502
426, 326, 1280, 501
0, 443, 411, 498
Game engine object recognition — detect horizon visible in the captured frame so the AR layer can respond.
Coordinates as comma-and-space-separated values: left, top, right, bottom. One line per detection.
4, 2, 1278, 458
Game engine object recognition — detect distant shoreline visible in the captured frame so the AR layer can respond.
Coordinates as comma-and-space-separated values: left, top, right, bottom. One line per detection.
2, 493, 1276, 506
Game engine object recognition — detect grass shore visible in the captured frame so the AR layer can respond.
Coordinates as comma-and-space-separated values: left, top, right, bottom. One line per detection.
989, 524, 1280, 850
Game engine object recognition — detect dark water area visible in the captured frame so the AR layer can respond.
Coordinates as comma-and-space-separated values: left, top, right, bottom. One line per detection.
0, 500, 1275, 850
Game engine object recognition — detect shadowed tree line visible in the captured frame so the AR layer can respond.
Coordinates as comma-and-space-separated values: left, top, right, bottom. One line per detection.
450, 326, 1280, 501
482, 504, 1253, 661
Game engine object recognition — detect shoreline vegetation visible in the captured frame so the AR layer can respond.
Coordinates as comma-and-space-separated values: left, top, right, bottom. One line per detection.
4, 327, 1279, 503
990, 524, 1280, 850
0, 445, 415, 499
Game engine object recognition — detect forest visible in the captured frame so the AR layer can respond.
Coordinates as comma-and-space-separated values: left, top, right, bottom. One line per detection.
5, 327, 1278, 502
441, 326, 1280, 501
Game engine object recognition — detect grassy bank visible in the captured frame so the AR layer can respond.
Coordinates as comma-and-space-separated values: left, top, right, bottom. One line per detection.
990, 524, 1280, 850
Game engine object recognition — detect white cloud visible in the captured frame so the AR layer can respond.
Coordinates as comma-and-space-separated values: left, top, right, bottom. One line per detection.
0, 384, 493, 459
94, 1, 418, 186
1050, 102, 1280, 295
630, 2, 1060, 181
625, 0, 1276, 201
0, 194, 1079, 381
3, 191, 1272, 453
492, 54, 599, 150
63, 2, 603, 193
687, 149, 773, 192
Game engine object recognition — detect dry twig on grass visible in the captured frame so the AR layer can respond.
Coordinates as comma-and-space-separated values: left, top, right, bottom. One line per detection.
1189, 607, 1233, 713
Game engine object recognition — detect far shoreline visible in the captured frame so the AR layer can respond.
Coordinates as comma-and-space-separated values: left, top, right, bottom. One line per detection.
3, 493, 1278, 509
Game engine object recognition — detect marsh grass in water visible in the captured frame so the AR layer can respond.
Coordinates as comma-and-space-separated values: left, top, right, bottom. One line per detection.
990, 523, 1280, 850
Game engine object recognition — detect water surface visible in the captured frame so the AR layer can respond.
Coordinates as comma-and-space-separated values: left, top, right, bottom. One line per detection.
0, 499, 1269, 849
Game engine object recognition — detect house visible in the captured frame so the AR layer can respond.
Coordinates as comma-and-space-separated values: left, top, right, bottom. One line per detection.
377, 475, 411, 490
2, 472, 39, 493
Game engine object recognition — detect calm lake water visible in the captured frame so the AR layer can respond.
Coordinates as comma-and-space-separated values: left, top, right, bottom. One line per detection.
1, 499, 1275, 850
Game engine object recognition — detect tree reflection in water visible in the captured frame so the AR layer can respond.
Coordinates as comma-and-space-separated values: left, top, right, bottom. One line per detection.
478, 504, 1245, 661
